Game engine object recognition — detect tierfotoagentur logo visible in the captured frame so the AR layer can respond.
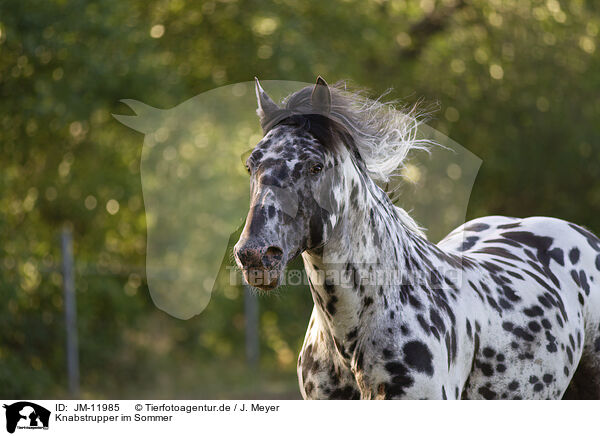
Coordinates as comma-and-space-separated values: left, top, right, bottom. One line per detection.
114, 80, 481, 318
2, 402, 50, 434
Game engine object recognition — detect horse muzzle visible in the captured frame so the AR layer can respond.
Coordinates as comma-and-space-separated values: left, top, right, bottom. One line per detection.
233, 241, 285, 290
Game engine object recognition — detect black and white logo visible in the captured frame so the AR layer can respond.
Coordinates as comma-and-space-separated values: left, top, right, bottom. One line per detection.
3, 402, 50, 434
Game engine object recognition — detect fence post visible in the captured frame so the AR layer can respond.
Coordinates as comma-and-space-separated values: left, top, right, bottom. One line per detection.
61, 226, 80, 398
243, 284, 259, 369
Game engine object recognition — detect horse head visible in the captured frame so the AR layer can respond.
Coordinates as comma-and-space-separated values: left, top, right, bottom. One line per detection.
234, 77, 348, 290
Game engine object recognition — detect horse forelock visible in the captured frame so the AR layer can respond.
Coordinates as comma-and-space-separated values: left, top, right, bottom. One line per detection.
255, 84, 431, 238
261, 82, 435, 186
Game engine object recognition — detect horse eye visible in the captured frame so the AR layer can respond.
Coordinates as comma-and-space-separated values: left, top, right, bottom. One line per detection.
241, 149, 253, 175
310, 164, 323, 174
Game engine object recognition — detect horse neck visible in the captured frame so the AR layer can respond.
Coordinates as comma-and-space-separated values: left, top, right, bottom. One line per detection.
302, 159, 440, 344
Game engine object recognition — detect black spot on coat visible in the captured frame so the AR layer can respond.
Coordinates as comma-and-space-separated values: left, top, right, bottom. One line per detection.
403, 341, 434, 376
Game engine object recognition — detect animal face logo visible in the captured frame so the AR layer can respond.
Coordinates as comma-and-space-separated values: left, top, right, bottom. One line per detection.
3, 402, 50, 434
114, 78, 481, 315
113, 79, 347, 315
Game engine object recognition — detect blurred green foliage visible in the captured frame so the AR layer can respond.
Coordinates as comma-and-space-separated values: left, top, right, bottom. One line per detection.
1, 0, 599, 398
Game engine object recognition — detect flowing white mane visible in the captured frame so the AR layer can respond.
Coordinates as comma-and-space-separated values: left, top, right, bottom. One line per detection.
280, 82, 435, 185
261, 81, 435, 238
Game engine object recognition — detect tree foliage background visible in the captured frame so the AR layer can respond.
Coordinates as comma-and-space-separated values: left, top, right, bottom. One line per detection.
1, 0, 599, 398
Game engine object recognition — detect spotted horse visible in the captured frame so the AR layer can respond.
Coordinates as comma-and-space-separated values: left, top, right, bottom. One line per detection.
233, 77, 600, 399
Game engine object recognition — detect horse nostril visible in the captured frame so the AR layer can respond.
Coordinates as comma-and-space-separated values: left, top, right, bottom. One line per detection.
235, 245, 261, 268
265, 246, 283, 259
262, 246, 283, 268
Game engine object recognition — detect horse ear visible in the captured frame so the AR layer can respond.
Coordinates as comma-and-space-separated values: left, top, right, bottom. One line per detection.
311, 76, 331, 115
254, 77, 279, 122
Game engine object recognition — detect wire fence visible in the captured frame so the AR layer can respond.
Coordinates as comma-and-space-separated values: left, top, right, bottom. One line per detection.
54, 227, 259, 398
